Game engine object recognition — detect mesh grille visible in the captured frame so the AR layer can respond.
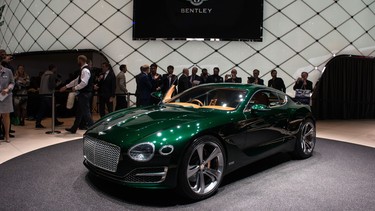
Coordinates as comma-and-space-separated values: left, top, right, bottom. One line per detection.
123, 167, 168, 183
83, 136, 121, 173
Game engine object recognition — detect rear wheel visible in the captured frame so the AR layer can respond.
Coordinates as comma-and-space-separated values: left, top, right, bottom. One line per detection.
177, 136, 225, 200
293, 119, 316, 159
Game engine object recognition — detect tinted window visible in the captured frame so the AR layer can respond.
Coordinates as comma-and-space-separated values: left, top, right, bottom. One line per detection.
247, 90, 283, 110
167, 86, 247, 110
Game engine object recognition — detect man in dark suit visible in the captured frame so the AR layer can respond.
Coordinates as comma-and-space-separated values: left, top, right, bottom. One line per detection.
161, 65, 177, 96
95, 62, 116, 117
189, 67, 201, 87
248, 69, 264, 85
135, 65, 153, 107
178, 68, 191, 95
200, 68, 209, 84
207, 67, 223, 83
268, 69, 286, 93
149, 63, 162, 105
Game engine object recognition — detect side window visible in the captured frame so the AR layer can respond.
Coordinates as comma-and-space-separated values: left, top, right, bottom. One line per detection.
268, 92, 280, 107
247, 90, 285, 110
277, 93, 288, 105
247, 91, 270, 110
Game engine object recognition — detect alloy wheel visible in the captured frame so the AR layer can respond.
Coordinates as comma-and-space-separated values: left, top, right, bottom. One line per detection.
301, 121, 316, 155
186, 141, 224, 195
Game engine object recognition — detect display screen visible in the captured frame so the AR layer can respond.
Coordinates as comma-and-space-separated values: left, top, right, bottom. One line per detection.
133, 0, 264, 41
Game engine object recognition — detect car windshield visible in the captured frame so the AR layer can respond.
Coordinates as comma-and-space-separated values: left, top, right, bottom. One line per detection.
165, 86, 247, 111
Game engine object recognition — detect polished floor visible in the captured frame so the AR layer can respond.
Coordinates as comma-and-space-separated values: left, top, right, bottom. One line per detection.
0, 116, 374, 164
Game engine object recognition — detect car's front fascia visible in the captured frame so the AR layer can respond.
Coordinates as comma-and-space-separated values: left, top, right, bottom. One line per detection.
83, 99, 248, 189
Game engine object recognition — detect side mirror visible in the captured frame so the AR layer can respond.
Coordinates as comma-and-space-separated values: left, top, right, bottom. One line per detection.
151, 91, 163, 100
251, 104, 271, 112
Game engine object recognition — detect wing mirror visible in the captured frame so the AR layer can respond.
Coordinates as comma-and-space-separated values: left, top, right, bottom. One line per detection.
151, 91, 163, 99
251, 104, 271, 112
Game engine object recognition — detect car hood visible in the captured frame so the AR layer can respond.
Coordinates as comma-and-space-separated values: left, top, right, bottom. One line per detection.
85, 105, 234, 148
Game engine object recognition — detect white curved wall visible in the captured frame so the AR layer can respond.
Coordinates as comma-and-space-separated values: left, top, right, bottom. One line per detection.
0, 0, 374, 97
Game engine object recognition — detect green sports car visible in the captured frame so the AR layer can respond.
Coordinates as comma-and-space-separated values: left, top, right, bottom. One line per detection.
83, 83, 316, 200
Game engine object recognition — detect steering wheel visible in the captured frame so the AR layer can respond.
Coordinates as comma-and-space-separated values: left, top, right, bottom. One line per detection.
190, 99, 204, 106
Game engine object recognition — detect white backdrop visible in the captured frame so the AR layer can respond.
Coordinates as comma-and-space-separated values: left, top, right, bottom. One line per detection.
0, 0, 374, 98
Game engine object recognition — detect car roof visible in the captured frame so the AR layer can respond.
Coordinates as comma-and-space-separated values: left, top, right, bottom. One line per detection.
196, 83, 291, 100
197, 83, 271, 93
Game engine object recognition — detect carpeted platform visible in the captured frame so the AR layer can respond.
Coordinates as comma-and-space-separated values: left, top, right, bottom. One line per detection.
0, 138, 374, 210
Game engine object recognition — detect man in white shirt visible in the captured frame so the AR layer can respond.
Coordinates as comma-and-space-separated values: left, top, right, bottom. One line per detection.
60, 55, 94, 134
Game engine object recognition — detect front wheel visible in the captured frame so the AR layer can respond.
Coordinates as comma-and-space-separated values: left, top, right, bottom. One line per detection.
177, 136, 225, 200
293, 119, 316, 159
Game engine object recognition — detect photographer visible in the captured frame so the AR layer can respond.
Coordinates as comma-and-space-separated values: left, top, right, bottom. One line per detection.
225, 69, 242, 83
247, 69, 264, 85
293, 71, 313, 105
293, 71, 313, 91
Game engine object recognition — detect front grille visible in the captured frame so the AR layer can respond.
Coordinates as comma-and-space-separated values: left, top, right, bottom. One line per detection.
123, 167, 168, 183
83, 136, 121, 173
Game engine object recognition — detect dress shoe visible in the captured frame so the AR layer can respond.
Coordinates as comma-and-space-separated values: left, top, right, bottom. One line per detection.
9, 134, 15, 138
35, 124, 46, 129
10, 130, 15, 133
55, 121, 64, 126
27, 117, 35, 121
65, 128, 76, 134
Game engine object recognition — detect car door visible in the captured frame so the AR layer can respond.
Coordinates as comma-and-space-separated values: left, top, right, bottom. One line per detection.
235, 90, 290, 157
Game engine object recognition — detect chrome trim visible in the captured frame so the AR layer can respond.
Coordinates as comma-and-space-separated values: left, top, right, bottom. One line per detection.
135, 172, 166, 177
124, 167, 168, 183
83, 136, 121, 173
159, 145, 174, 156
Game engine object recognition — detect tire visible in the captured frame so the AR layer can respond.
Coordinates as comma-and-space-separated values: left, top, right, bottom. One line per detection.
293, 119, 316, 159
177, 136, 226, 200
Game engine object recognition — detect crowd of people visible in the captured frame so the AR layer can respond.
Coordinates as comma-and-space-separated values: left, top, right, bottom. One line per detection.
0, 50, 313, 141
0, 53, 129, 139
134, 64, 313, 107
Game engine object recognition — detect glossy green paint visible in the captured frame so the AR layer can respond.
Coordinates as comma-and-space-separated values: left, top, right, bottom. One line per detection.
85, 104, 244, 153
85, 84, 256, 150
84, 83, 314, 189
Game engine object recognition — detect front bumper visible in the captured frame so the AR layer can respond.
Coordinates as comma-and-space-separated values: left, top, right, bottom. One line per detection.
83, 159, 178, 189
82, 135, 181, 189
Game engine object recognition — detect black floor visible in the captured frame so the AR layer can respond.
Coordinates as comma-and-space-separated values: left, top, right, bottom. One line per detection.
0, 138, 374, 210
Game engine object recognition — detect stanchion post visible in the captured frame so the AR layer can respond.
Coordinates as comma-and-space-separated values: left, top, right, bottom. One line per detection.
126, 92, 130, 108
46, 91, 61, 134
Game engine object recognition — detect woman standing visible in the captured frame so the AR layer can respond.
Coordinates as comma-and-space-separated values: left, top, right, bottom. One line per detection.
0, 65, 15, 143
14, 65, 30, 126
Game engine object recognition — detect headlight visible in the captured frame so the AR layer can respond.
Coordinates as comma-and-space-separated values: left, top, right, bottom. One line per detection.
128, 142, 155, 162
